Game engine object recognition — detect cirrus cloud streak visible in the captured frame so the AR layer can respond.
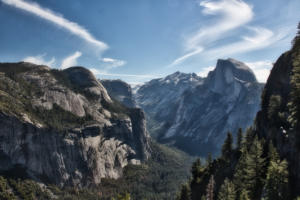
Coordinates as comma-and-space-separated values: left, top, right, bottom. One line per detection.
1, 0, 108, 51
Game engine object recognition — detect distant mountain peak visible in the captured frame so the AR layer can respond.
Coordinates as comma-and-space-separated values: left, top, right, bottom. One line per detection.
214, 58, 257, 83
204, 58, 257, 94
162, 71, 202, 85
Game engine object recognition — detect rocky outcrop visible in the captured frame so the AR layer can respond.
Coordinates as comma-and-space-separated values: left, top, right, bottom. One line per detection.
254, 38, 300, 195
135, 59, 263, 156
101, 79, 136, 108
0, 62, 151, 187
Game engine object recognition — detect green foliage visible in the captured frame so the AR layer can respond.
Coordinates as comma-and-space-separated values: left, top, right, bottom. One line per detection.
268, 95, 283, 124
50, 69, 99, 100
243, 128, 255, 151
0, 177, 16, 200
239, 190, 250, 200
98, 141, 192, 200
222, 132, 233, 160
176, 184, 191, 200
242, 137, 266, 199
0, 69, 94, 131
32, 103, 93, 131
265, 159, 289, 200
0, 176, 52, 200
112, 193, 131, 200
217, 179, 236, 200
268, 142, 280, 162
191, 159, 203, 184
237, 128, 243, 150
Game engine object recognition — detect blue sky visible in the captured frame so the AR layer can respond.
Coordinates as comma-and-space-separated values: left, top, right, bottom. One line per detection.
0, 0, 299, 84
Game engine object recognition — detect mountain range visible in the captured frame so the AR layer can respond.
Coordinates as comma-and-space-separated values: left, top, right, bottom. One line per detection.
103, 58, 264, 156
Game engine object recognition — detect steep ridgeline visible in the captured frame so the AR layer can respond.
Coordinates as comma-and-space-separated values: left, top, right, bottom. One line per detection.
101, 79, 136, 108
0, 62, 151, 187
136, 59, 264, 156
254, 33, 300, 195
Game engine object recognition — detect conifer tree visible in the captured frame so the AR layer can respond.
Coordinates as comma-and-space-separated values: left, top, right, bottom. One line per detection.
244, 128, 255, 151
244, 136, 265, 200
206, 175, 215, 200
239, 190, 250, 200
217, 179, 236, 200
234, 136, 265, 200
177, 184, 191, 200
233, 150, 248, 197
265, 159, 289, 200
191, 158, 202, 184
237, 128, 243, 150
222, 132, 233, 160
268, 142, 280, 162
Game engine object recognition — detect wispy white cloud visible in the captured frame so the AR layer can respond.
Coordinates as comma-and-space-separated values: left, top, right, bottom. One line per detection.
186, 0, 253, 51
197, 66, 215, 77
169, 0, 289, 68
1, 0, 108, 51
245, 60, 273, 83
169, 48, 203, 67
89, 68, 158, 79
205, 27, 276, 58
170, 0, 253, 67
23, 54, 55, 67
100, 57, 127, 69
61, 51, 82, 69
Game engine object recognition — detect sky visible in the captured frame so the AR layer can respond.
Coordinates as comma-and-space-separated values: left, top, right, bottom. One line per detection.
0, 0, 300, 84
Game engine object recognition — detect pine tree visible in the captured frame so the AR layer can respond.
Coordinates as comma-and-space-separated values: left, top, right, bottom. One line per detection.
222, 132, 233, 160
244, 137, 265, 200
237, 128, 243, 150
265, 159, 289, 200
234, 136, 265, 200
217, 179, 236, 200
191, 158, 202, 184
244, 128, 255, 151
268, 142, 280, 162
206, 175, 215, 200
239, 190, 250, 200
233, 150, 248, 197
177, 184, 191, 200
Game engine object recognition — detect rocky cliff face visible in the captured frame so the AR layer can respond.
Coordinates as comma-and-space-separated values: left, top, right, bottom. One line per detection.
0, 62, 151, 187
101, 79, 136, 108
254, 37, 300, 194
136, 59, 263, 156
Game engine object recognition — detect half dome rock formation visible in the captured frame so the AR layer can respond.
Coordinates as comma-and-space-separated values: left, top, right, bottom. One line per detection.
0, 62, 151, 187
135, 58, 264, 156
